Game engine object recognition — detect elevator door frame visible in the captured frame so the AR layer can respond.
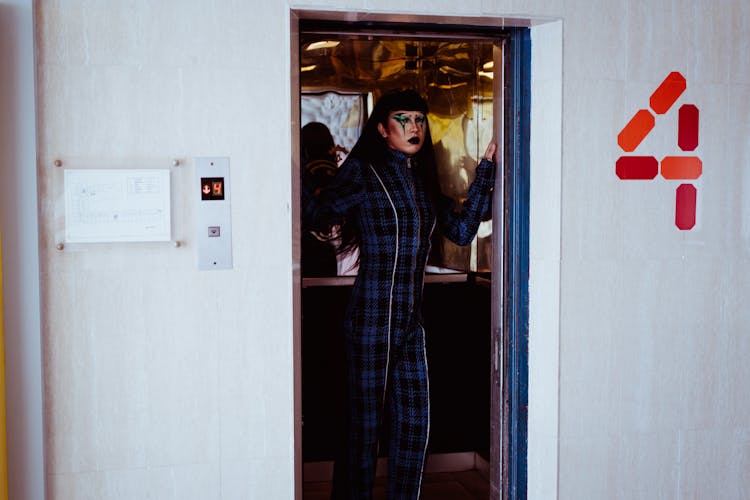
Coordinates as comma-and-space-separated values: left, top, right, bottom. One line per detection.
496, 28, 530, 500
290, 12, 530, 500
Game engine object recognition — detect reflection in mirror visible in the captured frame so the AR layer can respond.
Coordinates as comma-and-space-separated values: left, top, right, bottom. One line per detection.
301, 36, 495, 276
301, 93, 365, 276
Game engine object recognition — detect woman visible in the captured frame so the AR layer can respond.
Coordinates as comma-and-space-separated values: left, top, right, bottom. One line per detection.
302, 89, 496, 499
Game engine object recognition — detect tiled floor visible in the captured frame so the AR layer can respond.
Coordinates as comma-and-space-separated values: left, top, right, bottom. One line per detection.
303, 469, 489, 500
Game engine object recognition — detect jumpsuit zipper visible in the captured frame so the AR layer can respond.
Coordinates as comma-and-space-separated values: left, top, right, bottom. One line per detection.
406, 155, 429, 498
367, 163, 398, 438
406, 156, 420, 318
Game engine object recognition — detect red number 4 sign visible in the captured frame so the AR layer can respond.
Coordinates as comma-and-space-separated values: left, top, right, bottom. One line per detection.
616, 72, 701, 230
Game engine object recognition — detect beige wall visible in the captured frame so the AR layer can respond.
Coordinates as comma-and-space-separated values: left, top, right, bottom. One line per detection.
31, 1, 750, 499
36, 2, 295, 498
557, 0, 750, 498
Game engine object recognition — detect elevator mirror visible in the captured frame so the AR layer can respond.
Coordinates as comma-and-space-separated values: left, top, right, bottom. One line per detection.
300, 33, 498, 278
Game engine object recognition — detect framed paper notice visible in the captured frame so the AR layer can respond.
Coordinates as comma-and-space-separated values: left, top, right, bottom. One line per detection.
64, 169, 171, 243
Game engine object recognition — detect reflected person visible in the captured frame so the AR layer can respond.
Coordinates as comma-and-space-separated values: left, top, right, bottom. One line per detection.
301, 121, 340, 277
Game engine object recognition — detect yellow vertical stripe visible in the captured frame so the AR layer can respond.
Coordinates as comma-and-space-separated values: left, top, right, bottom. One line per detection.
0, 236, 8, 499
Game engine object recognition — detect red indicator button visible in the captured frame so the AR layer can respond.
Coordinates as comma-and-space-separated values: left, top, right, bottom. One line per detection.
616, 156, 659, 180
678, 104, 699, 151
617, 109, 655, 152
650, 72, 686, 115
675, 184, 697, 230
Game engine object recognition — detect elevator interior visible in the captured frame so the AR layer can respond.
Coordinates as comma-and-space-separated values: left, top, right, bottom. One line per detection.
299, 22, 502, 490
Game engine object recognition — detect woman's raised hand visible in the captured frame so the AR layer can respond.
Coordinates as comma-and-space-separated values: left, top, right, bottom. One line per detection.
483, 142, 497, 162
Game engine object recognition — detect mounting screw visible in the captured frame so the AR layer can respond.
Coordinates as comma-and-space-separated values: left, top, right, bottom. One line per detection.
172, 159, 180, 167
56, 243, 64, 251
54, 159, 62, 167
173, 240, 181, 248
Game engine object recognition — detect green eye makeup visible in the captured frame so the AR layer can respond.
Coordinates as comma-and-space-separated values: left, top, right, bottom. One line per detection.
391, 113, 426, 132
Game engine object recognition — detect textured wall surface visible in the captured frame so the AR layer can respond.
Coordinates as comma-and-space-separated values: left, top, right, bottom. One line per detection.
36, 2, 295, 498
32, 1, 750, 499
556, 1, 750, 499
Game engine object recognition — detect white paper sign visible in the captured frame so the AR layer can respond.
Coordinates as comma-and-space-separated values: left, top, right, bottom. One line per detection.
64, 169, 171, 243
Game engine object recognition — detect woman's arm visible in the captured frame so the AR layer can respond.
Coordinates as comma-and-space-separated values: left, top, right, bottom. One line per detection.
301, 157, 364, 233
436, 142, 497, 246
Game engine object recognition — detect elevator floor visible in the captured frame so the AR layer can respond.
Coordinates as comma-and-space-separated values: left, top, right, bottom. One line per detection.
303, 469, 490, 499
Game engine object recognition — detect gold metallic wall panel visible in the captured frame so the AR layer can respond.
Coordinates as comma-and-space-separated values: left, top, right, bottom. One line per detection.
301, 37, 496, 274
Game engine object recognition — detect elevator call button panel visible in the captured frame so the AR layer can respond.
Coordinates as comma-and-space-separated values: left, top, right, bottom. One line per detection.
195, 157, 232, 270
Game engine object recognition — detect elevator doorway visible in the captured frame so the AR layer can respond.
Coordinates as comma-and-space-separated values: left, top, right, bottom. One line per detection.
292, 15, 530, 500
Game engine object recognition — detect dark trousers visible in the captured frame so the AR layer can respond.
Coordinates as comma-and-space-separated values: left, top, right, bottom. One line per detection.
333, 324, 430, 499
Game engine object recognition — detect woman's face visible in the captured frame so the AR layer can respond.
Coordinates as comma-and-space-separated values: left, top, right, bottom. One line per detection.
377, 110, 427, 156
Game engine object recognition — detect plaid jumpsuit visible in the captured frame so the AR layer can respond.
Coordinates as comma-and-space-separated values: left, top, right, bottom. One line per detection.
303, 147, 495, 499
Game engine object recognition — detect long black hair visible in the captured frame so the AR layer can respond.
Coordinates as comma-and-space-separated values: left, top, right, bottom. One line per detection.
336, 89, 441, 259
